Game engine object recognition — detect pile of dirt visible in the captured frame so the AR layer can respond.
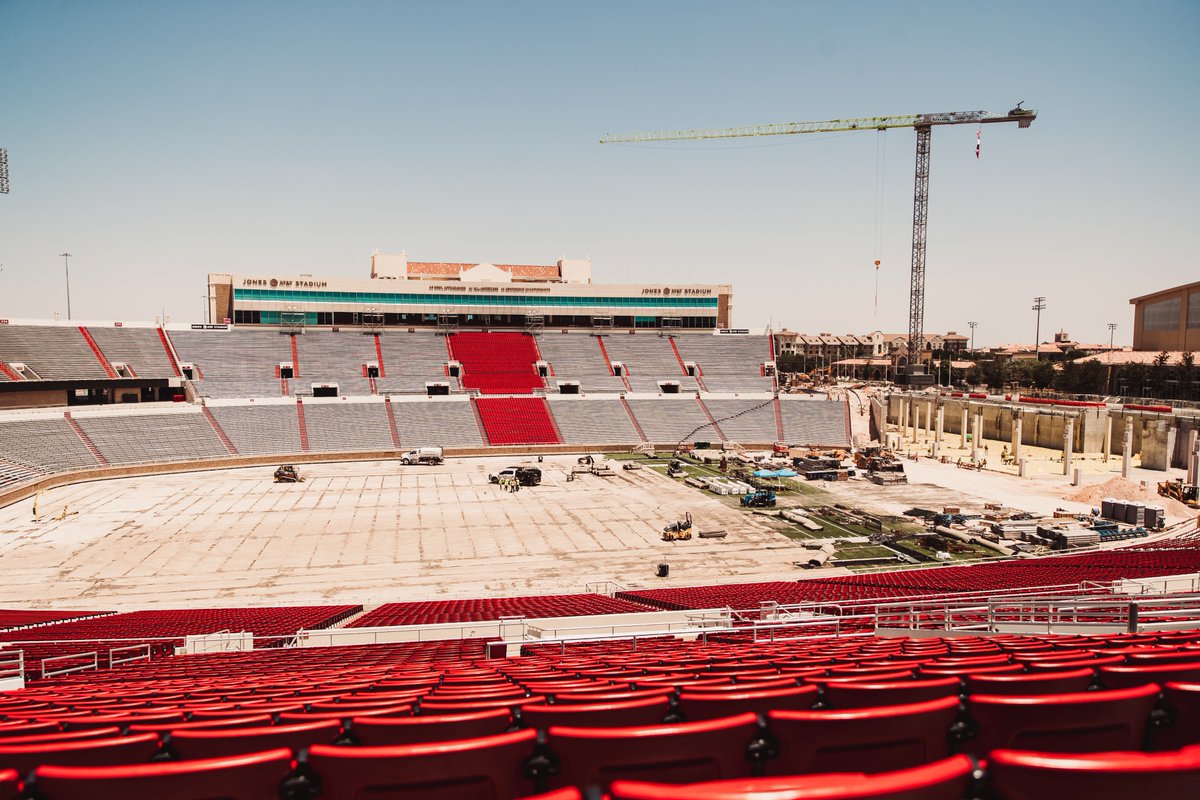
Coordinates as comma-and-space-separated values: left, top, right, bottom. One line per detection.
1064, 476, 1194, 520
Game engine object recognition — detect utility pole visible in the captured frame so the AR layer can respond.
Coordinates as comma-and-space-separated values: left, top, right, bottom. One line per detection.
59, 253, 73, 320
1032, 297, 1046, 361
1108, 322, 1118, 363
968, 321, 978, 353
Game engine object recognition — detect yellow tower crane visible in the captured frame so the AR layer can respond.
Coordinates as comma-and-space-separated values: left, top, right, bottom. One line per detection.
600, 104, 1037, 383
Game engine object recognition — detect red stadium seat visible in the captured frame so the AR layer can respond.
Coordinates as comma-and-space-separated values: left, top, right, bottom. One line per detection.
545, 712, 761, 791
0, 732, 161, 775
128, 714, 275, 735
987, 747, 1200, 800
961, 668, 1093, 696
961, 683, 1159, 756
678, 685, 819, 721
0, 768, 17, 799
351, 708, 513, 746
0, 728, 121, 746
609, 754, 976, 799
1097, 662, 1200, 689
822, 677, 961, 709
32, 747, 295, 800
0, 721, 58, 739
522, 696, 670, 729
765, 696, 960, 775
169, 718, 343, 760
307, 728, 538, 799
1155, 683, 1200, 751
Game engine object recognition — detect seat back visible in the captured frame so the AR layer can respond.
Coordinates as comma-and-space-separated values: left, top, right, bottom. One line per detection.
522, 697, 670, 729
1155, 682, 1200, 752
677, 686, 819, 721
766, 696, 960, 775
0, 733, 161, 775
32, 748, 294, 800
307, 728, 538, 800
961, 683, 1159, 757
545, 712, 760, 791
987, 747, 1200, 800
351, 708, 513, 746
1097, 662, 1200, 689
609, 754, 976, 800
169, 719, 343, 760
823, 678, 960, 709
962, 668, 1093, 696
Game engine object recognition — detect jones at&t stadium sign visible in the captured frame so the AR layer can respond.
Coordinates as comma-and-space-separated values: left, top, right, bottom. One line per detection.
241, 278, 329, 289
641, 287, 713, 296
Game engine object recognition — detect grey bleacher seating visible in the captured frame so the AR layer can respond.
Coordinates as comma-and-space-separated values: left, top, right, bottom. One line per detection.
169, 329, 290, 399
546, 397, 639, 444
303, 402, 395, 452
0, 417, 99, 472
0, 325, 108, 380
599, 334, 700, 393
0, 458, 47, 491
674, 334, 775, 393
534, 334, 627, 393
625, 398, 719, 444
375, 332, 452, 394
780, 397, 850, 446
389, 399, 485, 448
74, 412, 227, 464
208, 404, 302, 455
86, 327, 177, 379
294, 331, 378, 396
701, 398, 779, 443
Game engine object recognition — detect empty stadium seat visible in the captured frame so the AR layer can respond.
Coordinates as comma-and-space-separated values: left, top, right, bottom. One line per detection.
608, 754, 977, 800
1097, 661, 1200, 689
545, 712, 761, 791
32, 748, 295, 800
677, 685, 819, 721
522, 696, 671, 729
987, 747, 1200, 800
168, 718, 343, 760
307, 728, 539, 799
961, 683, 1160, 756
961, 668, 1094, 696
765, 696, 960, 775
351, 709, 513, 746
0, 769, 18, 800
1156, 683, 1200, 751
822, 677, 961, 709
0, 732, 161, 774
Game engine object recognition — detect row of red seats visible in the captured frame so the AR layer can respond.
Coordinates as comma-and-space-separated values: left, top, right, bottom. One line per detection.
351, 594, 654, 627
0, 611, 111, 634
618, 543, 1200, 611
0, 606, 361, 679
0, 692, 1198, 797
475, 397, 561, 445
450, 332, 547, 395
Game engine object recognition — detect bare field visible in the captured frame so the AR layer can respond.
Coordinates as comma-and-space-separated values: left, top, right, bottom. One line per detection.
0, 456, 828, 609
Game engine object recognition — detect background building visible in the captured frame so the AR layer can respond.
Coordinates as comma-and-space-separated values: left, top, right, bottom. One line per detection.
209, 253, 732, 331
1130, 281, 1200, 352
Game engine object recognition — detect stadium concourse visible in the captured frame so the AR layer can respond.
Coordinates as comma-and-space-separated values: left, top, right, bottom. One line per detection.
2, 323, 1200, 797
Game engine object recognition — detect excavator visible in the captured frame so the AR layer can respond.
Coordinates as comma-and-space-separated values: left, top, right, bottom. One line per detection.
274, 465, 304, 483
1158, 479, 1199, 509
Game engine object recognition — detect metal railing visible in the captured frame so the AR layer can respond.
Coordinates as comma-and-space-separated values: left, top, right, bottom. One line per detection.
41, 651, 98, 679
109, 644, 152, 668
0, 649, 24, 682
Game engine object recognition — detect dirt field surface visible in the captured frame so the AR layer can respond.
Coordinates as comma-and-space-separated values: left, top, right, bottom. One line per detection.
0, 456, 838, 609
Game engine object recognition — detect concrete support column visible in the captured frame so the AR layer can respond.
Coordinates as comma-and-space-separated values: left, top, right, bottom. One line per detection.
925, 401, 934, 439
1188, 429, 1199, 486
972, 412, 983, 462
911, 399, 920, 443
1165, 423, 1178, 471
1012, 413, 1023, 464
961, 406, 969, 450
1063, 418, 1074, 476
1103, 416, 1113, 463
1122, 418, 1133, 479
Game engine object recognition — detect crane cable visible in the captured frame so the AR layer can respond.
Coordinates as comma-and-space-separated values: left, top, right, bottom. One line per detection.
872, 130, 887, 320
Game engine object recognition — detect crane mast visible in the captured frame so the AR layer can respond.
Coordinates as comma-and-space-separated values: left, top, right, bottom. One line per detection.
601, 105, 1036, 381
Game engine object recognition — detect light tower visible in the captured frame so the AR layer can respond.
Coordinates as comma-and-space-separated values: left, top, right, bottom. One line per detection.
60, 253, 74, 320
1032, 297, 1047, 360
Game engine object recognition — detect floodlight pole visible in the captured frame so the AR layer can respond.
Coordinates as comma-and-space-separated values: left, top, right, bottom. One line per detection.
968, 321, 978, 353
60, 253, 73, 320
1031, 297, 1046, 361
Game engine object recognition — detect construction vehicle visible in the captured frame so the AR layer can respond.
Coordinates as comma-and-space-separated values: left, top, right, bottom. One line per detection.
400, 447, 444, 466
666, 460, 688, 478
1159, 479, 1200, 509
740, 489, 777, 508
662, 512, 693, 542
622, 462, 643, 471
273, 465, 304, 483
489, 466, 542, 487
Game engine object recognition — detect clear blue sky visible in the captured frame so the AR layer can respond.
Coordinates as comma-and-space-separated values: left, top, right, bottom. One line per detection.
1, 0, 1197, 346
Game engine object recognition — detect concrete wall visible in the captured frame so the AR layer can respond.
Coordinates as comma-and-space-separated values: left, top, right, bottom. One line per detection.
0, 388, 70, 409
